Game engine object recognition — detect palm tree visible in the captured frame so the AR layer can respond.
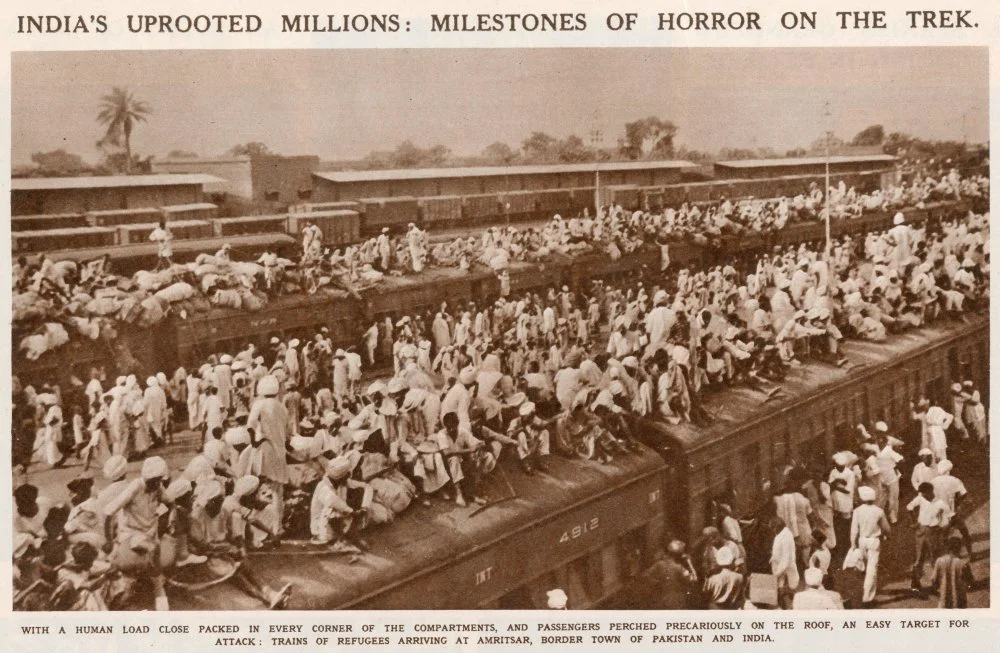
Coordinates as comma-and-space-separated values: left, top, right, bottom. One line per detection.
96, 87, 151, 174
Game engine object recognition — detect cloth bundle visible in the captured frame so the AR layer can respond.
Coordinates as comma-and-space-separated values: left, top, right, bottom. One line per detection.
19, 322, 70, 361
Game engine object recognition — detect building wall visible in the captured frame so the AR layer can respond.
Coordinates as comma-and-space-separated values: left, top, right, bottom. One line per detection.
151, 158, 253, 198
313, 165, 686, 203
251, 155, 321, 204
11, 184, 203, 215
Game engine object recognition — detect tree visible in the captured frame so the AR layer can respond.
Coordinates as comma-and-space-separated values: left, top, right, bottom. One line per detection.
96, 87, 152, 175
360, 141, 453, 169
29, 149, 92, 176
521, 132, 559, 163
97, 152, 153, 176
166, 149, 199, 158
228, 142, 274, 157
621, 117, 678, 160
555, 134, 592, 163
482, 141, 519, 165
718, 147, 759, 161
852, 124, 885, 146
809, 134, 846, 153
423, 144, 451, 167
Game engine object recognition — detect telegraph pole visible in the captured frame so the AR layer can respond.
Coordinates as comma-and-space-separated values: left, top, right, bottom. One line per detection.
590, 111, 603, 215
822, 101, 833, 259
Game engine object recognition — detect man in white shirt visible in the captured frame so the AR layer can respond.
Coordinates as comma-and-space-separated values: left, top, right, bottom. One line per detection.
828, 451, 858, 556
851, 485, 892, 607
910, 448, 939, 492
770, 517, 799, 605
149, 220, 173, 270
876, 433, 904, 523
906, 481, 948, 593
930, 459, 972, 556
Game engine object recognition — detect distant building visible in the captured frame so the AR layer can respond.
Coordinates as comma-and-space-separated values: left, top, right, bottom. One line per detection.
10, 174, 224, 216
251, 155, 321, 204
311, 160, 698, 202
713, 154, 897, 181
152, 157, 253, 199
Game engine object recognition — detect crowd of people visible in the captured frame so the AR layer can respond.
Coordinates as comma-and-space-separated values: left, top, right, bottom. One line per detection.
12, 170, 987, 363
12, 168, 990, 611
642, 406, 984, 610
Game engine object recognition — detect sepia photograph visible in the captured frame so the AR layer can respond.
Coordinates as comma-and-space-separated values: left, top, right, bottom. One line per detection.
10, 47, 990, 612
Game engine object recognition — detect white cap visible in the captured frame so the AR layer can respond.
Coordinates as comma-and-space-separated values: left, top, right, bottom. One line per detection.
804, 567, 824, 587
164, 478, 193, 502
858, 486, 876, 502
257, 375, 279, 397
715, 547, 735, 567
459, 366, 477, 385
546, 589, 568, 609
140, 456, 168, 481
103, 455, 128, 481
918, 448, 933, 457
875, 421, 888, 433
233, 475, 261, 498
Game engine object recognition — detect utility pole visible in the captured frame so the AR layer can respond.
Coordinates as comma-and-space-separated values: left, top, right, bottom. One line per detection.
822, 101, 833, 259
590, 112, 604, 215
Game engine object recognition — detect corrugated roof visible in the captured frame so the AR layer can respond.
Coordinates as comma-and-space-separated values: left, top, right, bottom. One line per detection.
714, 155, 897, 168
314, 160, 697, 184
11, 174, 225, 191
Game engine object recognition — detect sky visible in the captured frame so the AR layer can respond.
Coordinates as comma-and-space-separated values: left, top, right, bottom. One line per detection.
10, 47, 989, 166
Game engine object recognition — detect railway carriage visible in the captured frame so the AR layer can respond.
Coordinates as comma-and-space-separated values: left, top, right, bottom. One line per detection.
159, 315, 988, 610
644, 316, 988, 543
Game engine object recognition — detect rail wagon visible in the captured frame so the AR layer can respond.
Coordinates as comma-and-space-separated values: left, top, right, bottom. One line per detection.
86, 207, 164, 227
173, 293, 363, 368
13, 226, 117, 254
642, 316, 988, 544
171, 444, 667, 610
116, 219, 214, 245
361, 197, 420, 233
11, 213, 88, 232
286, 210, 361, 247
418, 195, 464, 227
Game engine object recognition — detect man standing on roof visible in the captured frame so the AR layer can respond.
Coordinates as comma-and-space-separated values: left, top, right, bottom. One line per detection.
149, 218, 173, 271
301, 221, 323, 263
407, 223, 426, 273
377, 228, 392, 271
888, 213, 912, 265
247, 375, 290, 536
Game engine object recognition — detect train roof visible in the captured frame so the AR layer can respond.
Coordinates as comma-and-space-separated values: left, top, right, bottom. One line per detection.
714, 154, 897, 169
170, 445, 666, 610
650, 317, 986, 456
313, 160, 698, 184
11, 173, 224, 191
32, 233, 295, 264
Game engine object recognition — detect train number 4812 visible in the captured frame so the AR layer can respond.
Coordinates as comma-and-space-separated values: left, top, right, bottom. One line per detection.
559, 517, 600, 543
